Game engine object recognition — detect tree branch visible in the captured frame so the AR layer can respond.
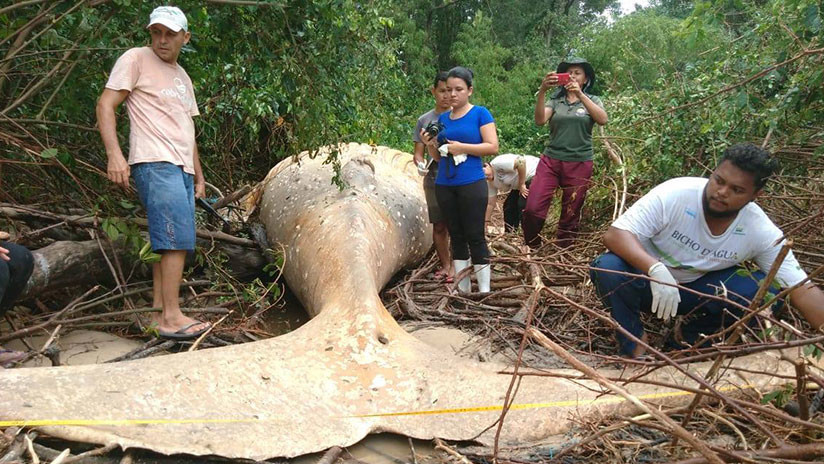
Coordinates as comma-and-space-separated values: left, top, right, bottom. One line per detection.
633, 47, 824, 127
0, 0, 50, 17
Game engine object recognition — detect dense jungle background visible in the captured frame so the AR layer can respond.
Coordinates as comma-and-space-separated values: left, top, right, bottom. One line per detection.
2, 0, 823, 279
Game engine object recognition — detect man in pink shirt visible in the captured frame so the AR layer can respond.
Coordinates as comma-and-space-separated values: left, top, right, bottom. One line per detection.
96, 6, 209, 340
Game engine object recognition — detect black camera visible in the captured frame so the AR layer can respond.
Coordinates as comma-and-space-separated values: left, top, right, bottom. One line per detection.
423, 121, 445, 140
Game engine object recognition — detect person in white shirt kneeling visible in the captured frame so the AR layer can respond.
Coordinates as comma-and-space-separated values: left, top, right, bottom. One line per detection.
589, 143, 824, 358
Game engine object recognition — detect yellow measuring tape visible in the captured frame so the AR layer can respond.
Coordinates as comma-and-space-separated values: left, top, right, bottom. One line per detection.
0, 384, 754, 428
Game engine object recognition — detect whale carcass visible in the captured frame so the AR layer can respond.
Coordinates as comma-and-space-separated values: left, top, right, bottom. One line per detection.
0, 143, 807, 460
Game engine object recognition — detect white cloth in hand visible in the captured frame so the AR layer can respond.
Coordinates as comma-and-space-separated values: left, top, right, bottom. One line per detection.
438, 144, 467, 165
648, 262, 681, 321
416, 160, 429, 176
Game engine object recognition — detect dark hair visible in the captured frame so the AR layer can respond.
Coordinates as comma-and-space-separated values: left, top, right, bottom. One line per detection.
447, 66, 473, 88
720, 143, 779, 190
432, 71, 448, 87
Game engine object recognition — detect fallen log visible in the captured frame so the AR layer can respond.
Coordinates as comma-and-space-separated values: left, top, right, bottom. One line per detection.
17, 239, 266, 299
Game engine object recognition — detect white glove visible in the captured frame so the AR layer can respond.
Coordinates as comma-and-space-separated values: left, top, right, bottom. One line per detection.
438, 145, 449, 157
416, 160, 429, 176
648, 262, 680, 321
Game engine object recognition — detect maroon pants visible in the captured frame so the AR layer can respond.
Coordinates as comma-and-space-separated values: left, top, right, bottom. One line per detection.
522, 156, 593, 248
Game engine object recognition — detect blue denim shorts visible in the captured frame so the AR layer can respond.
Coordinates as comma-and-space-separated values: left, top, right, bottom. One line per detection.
132, 162, 195, 252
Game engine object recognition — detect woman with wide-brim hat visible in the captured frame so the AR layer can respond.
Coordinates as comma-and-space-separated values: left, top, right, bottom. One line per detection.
522, 57, 608, 249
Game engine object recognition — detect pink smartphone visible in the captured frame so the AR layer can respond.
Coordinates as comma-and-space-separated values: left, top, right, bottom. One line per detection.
555, 73, 571, 86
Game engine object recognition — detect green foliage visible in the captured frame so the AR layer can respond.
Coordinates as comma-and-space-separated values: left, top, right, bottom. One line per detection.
804, 344, 824, 361
578, 10, 726, 91
2, 0, 412, 204
101, 216, 144, 256
138, 240, 162, 265
2, 0, 822, 270
760, 383, 794, 407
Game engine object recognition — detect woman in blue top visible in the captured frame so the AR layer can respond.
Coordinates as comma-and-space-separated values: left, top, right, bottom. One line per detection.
420, 67, 499, 293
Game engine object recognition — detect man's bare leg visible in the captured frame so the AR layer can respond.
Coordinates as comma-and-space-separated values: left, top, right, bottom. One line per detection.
152, 262, 163, 308
433, 222, 452, 276
145, 262, 164, 329
152, 250, 207, 334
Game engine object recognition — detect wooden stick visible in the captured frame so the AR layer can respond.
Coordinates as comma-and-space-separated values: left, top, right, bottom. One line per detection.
50, 448, 71, 464
0, 285, 99, 343
675, 241, 792, 446
542, 286, 782, 445
0, 0, 50, 16
670, 442, 824, 464
528, 328, 724, 464
796, 359, 810, 423
492, 253, 544, 462
434, 438, 471, 464
62, 443, 117, 464
632, 47, 824, 127
315, 446, 342, 464
23, 434, 39, 464
188, 313, 230, 352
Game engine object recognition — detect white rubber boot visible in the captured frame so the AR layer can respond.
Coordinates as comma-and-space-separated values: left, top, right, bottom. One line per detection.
453, 259, 471, 293
474, 263, 491, 293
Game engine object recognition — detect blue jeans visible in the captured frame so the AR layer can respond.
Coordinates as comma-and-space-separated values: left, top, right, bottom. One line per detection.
589, 252, 778, 356
0, 241, 34, 316
132, 162, 195, 252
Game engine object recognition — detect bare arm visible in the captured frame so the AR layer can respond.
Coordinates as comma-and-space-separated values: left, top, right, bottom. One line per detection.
443, 122, 499, 158
515, 155, 527, 196
788, 283, 824, 332
96, 88, 131, 189
413, 141, 426, 165
486, 193, 496, 223
579, 93, 608, 125
193, 143, 205, 199
535, 73, 556, 126
602, 226, 658, 273
565, 81, 607, 125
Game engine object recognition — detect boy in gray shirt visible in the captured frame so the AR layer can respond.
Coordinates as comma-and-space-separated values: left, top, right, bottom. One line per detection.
413, 72, 452, 281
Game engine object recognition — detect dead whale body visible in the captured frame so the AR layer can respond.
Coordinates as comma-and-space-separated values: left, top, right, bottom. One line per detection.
0, 143, 808, 460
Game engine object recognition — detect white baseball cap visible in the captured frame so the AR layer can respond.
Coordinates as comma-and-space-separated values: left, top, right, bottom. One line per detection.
147, 6, 188, 33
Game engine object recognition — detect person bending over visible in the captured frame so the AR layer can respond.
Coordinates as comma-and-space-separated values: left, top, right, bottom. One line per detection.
589, 143, 824, 358
483, 154, 539, 232
420, 67, 499, 293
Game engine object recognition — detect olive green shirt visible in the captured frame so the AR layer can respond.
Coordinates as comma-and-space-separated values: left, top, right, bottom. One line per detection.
543, 94, 604, 162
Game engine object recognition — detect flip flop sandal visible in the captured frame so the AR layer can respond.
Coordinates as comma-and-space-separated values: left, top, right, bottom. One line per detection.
433, 269, 448, 279
157, 321, 211, 341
